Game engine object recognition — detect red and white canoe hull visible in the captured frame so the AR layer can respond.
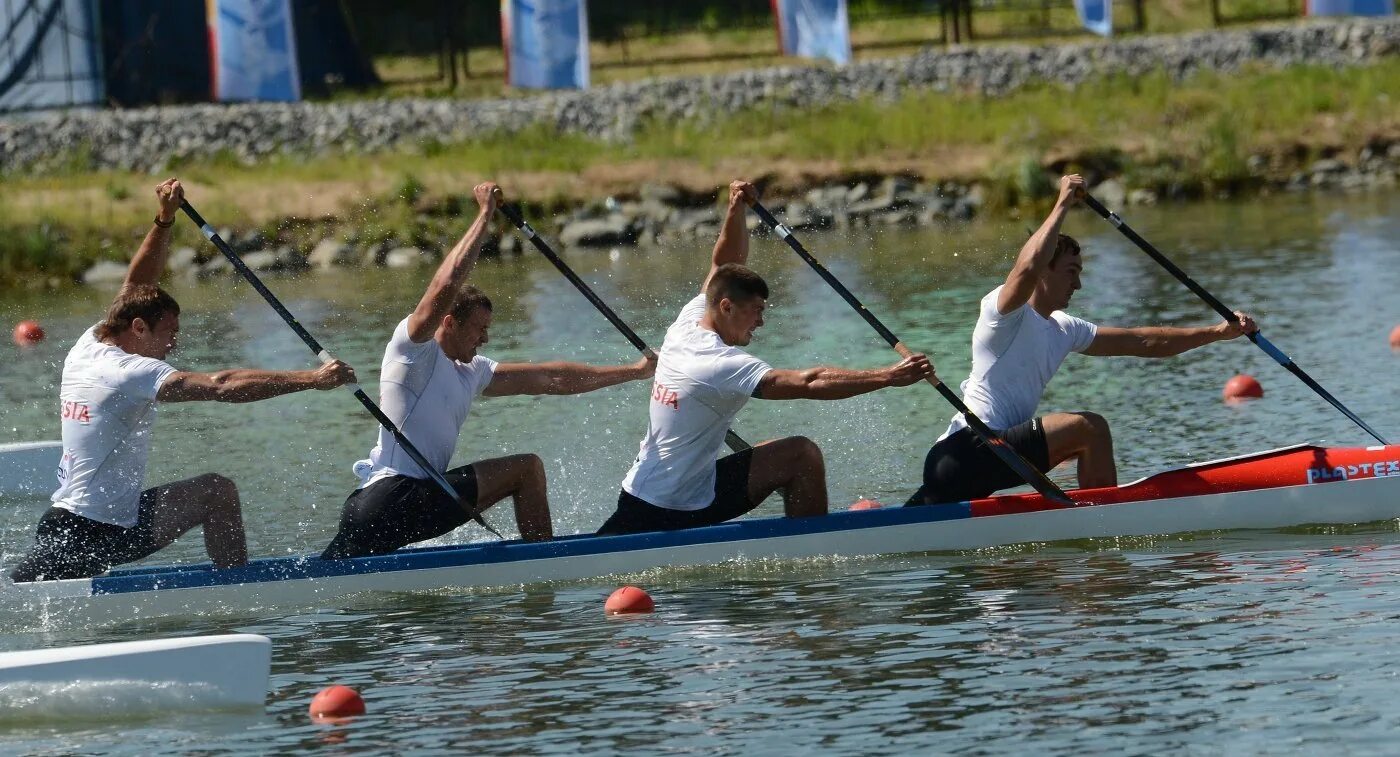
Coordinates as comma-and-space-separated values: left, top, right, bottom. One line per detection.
4, 444, 1398, 627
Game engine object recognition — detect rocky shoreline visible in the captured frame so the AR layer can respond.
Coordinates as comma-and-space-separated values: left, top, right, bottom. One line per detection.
4, 18, 1397, 176
72, 139, 1400, 287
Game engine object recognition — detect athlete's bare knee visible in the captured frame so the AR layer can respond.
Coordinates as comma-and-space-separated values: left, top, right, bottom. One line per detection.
1074, 412, 1112, 444
786, 435, 823, 465
193, 473, 239, 505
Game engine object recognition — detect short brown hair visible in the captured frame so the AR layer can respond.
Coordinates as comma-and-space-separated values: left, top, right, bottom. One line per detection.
95, 284, 180, 340
706, 263, 769, 307
1050, 234, 1081, 268
448, 284, 493, 322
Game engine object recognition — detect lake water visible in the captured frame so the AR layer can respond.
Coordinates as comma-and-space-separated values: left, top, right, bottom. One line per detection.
1, 190, 1398, 754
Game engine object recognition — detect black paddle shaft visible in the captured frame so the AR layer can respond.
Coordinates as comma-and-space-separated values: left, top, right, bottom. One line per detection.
497, 204, 751, 453
1081, 194, 1389, 446
179, 200, 502, 537
747, 201, 1076, 507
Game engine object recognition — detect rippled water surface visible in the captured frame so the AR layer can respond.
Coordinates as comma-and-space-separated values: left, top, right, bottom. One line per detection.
0, 191, 1398, 754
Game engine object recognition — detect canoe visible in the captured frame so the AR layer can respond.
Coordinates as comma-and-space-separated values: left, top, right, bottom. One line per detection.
5, 443, 1399, 626
0, 634, 270, 715
0, 440, 59, 496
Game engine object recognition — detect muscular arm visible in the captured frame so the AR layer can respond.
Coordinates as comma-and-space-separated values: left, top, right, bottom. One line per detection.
755, 353, 932, 400
483, 357, 653, 397
997, 174, 1083, 315
123, 179, 184, 290
1083, 325, 1232, 358
158, 369, 336, 403
701, 180, 757, 293
407, 183, 500, 342
755, 367, 894, 401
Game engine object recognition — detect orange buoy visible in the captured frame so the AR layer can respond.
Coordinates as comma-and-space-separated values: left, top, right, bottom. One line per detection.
1223, 374, 1264, 401
848, 498, 883, 511
309, 685, 366, 719
1390, 325, 1400, 352
12, 320, 43, 346
604, 586, 654, 615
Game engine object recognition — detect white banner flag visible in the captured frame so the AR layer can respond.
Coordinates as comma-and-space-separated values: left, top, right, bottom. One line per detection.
208, 0, 302, 102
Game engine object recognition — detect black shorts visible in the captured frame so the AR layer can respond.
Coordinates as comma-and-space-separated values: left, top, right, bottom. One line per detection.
9, 496, 164, 583
320, 464, 480, 560
906, 418, 1051, 506
597, 448, 757, 535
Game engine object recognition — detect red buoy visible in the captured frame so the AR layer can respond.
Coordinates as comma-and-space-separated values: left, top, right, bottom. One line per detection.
309, 685, 366, 719
604, 586, 654, 615
12, 320, 43, 346
1390, 325, 1400, 352
1223, 374, 1264, 401
848, 499, 883, 511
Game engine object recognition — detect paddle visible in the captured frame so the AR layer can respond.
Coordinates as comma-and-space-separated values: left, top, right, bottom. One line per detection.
1081, 194, 1389, 446
747, 200, 1077, 507
496, 203, 752, 452
179, 200, 503, 538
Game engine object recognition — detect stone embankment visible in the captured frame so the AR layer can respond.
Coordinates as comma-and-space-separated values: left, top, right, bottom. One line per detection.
5, 18, 1398, 175
74, 140, 1398, 286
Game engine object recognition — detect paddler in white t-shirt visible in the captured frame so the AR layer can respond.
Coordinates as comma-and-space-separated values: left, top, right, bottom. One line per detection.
320, 182, 655, 559
598, 180, 934, 535
9, 179, 358, 583
908, 174, 1259, 505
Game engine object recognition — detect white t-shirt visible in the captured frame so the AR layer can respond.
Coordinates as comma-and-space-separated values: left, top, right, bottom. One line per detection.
621, 294, 772, 510
941, 285, 1098, 440
52, 326, 178, 528
357, 318, 498, 488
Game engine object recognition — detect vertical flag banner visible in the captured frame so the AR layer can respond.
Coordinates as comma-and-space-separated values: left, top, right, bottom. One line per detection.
207, 0, 302, 102
1074, 0, 1114, 36
1308, 0, 1394, 15
501, 0, 590, 90
0, 0, 105, 112
772, 0, 852, 66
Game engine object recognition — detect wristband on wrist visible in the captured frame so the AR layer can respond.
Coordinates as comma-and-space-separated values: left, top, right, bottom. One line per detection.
153, 215, 175, 228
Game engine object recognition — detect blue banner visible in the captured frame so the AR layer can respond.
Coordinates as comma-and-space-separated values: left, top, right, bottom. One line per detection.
0, 0, 104, 112
208, 0, 301, 102
502, 0, 590, 90
1308, 0, 1393, 14
773, 0, 851, 66
1074, 0, 1113, 36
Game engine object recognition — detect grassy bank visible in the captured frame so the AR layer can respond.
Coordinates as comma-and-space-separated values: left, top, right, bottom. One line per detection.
2, 58, 1396, 287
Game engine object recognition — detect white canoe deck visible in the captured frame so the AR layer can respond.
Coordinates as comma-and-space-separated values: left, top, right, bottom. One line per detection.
0, 634, 270, 713
0, 440, 60, 496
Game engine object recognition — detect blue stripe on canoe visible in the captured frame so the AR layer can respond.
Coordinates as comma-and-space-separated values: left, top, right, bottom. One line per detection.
91, 502, 973, 595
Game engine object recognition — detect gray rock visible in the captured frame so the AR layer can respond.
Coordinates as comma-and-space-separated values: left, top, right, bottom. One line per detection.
198, 256, 232, 277
308, 238, 354, 269
672, 208, 718, 236
1310, 158, 1347, 174
848, 195, 898, 216
1092, 179, 1127, 209
240, 250, 280, 271
384, 247, 432, 268
81, 260, 128, 286
878, 175, 915, 201
1127, 188, 1158, 205
559, 215, 636, 247
639, 183, 682, 204
167, 246, 199, 273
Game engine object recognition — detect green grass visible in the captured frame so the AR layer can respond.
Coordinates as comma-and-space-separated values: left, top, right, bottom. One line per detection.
2, 57, 1395, 286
